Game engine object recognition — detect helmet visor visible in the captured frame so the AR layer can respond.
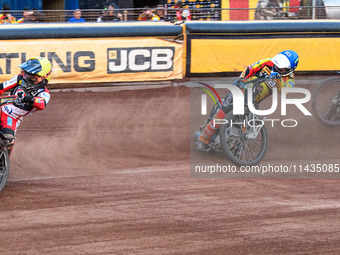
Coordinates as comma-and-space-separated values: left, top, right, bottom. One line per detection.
18, 59, 42, 75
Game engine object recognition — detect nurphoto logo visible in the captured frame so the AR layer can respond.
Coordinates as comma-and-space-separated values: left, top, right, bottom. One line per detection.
200, 84, 312, 128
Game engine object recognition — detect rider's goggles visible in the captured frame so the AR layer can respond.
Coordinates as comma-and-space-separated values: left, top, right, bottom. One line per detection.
274, 65, 292, 76
22, 70, 43, 84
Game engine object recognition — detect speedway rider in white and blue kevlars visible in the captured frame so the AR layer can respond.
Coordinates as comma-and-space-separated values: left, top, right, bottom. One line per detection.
196, 50, 299, 151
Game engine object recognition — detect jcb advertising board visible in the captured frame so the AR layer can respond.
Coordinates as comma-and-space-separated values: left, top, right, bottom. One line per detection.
0, 38, 183, 84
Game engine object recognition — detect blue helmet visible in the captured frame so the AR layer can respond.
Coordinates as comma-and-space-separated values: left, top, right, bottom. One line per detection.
271, 50, 299, 76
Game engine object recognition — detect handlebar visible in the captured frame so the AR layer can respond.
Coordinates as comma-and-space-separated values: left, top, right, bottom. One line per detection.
0, 95, 18, 106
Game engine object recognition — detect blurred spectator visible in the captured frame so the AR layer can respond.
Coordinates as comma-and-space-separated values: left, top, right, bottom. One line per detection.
299, 0, 327, 19
23, 11, 39, 23
33, 8, 45, 22
0, 4, 16, 24
23, 8, 45, 23
174, 2, 191, 22
68, 9, 86, 22
97, 3, 123, 22
254, 0, 281, 20
138, 6, 160, 21
17, 7, 34, 23
155, 4, 167, 21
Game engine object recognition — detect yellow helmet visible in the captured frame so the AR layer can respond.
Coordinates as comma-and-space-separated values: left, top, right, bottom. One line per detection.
19, 57, 52, 84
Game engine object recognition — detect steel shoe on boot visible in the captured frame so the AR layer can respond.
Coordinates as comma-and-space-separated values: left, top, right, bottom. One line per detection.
195, 141, 209, 152
195, 136, 210, 152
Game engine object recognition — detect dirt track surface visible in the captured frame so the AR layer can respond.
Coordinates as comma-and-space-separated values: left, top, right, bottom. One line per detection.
1, 82, 339, 254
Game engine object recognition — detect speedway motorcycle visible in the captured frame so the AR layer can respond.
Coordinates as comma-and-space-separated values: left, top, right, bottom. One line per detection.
194, 79, 268, 166
312, 76, 340, 127
0, 95, 17, 193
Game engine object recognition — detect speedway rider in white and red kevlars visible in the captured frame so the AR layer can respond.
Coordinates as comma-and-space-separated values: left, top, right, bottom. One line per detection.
196, 50, 299, 152
0, 57, 52, 156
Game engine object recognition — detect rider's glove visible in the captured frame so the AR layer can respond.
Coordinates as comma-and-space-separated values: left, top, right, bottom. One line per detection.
269, 72, 281, 79
21, 95, 35, 104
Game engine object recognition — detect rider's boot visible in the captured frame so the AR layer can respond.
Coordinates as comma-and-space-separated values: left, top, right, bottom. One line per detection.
3, 134, 15, 157
6, 139, 14, 157
196, 109, 226, 152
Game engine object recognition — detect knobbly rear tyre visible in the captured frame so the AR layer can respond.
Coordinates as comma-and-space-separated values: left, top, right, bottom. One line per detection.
0, 139, 10, 193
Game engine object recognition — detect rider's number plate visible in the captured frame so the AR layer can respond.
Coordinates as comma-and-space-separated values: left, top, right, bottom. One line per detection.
266, 79, 277, 88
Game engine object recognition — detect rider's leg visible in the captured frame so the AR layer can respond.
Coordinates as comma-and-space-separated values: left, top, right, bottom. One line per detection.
0, 113, 17, 157
196, 109, 226, 151
196, 93, 233, 151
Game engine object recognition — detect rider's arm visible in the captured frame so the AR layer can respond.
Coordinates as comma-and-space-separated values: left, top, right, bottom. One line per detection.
236, 59, 274, 90
277, 74, 295, 94
242, 58, 274, 80
33, 89, 50, 110
282, 74, 295, 88
21, 88, 50, 110
0, 75, 21, 95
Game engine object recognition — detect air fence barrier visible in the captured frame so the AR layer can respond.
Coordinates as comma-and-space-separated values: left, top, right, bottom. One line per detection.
0, 20, 340, 87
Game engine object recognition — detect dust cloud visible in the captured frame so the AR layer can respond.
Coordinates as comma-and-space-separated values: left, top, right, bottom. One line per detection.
11, 86, 190, 179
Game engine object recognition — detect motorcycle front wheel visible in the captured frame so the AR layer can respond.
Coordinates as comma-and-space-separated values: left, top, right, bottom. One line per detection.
220, 112, 268, 166
0, 139, 10, 193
